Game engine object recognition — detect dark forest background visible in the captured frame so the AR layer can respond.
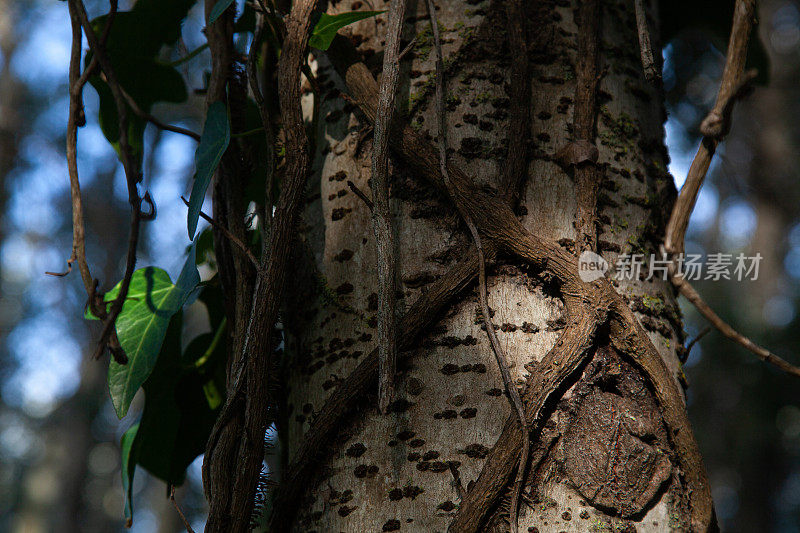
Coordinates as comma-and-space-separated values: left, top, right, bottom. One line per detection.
0, 0, 799, 531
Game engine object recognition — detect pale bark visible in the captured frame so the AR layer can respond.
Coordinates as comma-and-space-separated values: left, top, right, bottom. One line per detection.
282, 0, 694, 531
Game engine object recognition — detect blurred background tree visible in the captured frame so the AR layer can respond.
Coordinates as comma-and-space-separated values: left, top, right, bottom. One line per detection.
0, 0, 798, 531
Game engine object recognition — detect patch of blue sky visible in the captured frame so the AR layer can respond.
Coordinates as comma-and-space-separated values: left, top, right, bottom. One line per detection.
10, 2, 72, 90
2, 309, 83, 415
719, 199, 757, 249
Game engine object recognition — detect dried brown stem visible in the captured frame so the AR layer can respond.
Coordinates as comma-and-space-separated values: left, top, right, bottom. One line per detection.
180, 196, 259, 269
498, 0, 531, 203
202, 0, 320, 531
170, 486, 197, 533
426, 3, 528, 528
347, 179, 374, 211
64, 0, 94, 296
664, 0, 756, 256
119, 86, 201, 141
371, 0, 406, 413
72, 0, 144, 364
672, 272, 800, 378
572, 0, 601, 253
634, 0, 659, 83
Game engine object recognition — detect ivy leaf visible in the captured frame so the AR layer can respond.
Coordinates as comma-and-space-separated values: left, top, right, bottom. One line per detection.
132, 312, 221, 485
107, 248, 200, 418
132, 310, 225, 485
309, 11, 384, 51
120, 423, 139, 527
188, 101, 230, 239
88, 0, 195, 159
209, 0, 235, 24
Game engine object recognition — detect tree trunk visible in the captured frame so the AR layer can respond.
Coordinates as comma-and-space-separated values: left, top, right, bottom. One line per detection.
280, 0, 701, 531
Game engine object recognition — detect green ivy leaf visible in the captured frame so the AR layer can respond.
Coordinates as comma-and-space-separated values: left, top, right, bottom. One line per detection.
309, 11, 384, 51
107, 248, 200, 418
132, 308, 225, 485
120, 423, 139, 527
188, 101, 230, 239
88, 0, 195, 159
209, 0, 235, 24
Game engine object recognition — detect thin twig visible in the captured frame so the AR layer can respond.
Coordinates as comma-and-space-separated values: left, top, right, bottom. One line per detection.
664, 0, 756, 256
659, 0, 793, 379
63, 3, 94, 294
73, 0, 144, 361
685, 325, 711, 355
169, 486, 197, 533
347, 180, 374, 211
426, 2, 528, 531
633, 0, 659, 83
398, 36, 417, 61
180, 197, 260, 269
119, 85, 201, 141
371, 0, 406, 413
672, 273, 800, 378
59, 0, 120, 297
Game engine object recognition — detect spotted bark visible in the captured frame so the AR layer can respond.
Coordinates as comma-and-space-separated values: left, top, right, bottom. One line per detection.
281, 0, 695, 531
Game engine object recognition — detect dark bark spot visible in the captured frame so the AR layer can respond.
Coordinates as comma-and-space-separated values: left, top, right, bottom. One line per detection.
440, 363, 460, 375
338, 505, 355, 517
333, 249, 354, 262
409, 438, 426, 448
459, 407, 477, 419
460, 443, 490, 458
331, 207, 352, 221
406, 377, 424, 396
382, 519, 401, 531
335, 282, 354, 295
438, 501, 456, 511
397, 430, 415, 441
387, 399, 413, 413
346, 443, 366, 458
388, 488, 403, 501
402, 486, 424, 499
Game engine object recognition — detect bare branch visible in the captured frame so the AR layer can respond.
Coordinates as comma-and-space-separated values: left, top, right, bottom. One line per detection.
169, 486, 197, 533
672, 272, 800, 378
71, 0, 146, 363
347, 180, 374, 211
180, 197, 260, 269
664, 0, 756, 256
371, 0, 406, 413
119, 85, 201, 141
